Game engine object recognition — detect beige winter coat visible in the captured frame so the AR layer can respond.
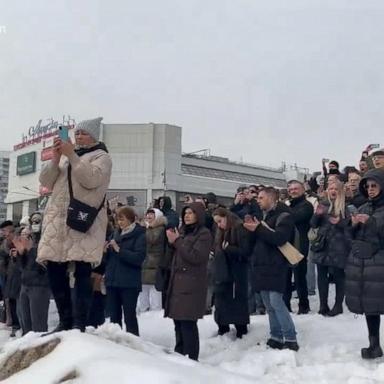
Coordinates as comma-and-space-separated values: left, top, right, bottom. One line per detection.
37, 147, 112, 265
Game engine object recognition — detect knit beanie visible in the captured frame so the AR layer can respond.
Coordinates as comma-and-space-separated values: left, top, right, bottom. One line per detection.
75, 117, 103, 141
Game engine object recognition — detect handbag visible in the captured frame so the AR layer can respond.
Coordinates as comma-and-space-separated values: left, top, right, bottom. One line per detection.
310, 233, 327, 253
308, 227, 319, 242
66, 164, 105, 233
260, 221, 304, 265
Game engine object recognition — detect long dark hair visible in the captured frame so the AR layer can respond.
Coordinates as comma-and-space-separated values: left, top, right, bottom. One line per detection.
212, 207, 242, 247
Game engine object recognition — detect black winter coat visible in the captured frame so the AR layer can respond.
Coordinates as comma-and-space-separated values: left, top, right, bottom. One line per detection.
345, 169, 384, 315
105, 224, 146, 290
310, 213, 351, 269
213, 222, 251, 326
346, 192, 367, 209
160, 196, 179, 230
165, 203, 212, 321
289, 195, 314, 256
0, 240, 21, 300
249, 205, 294, 293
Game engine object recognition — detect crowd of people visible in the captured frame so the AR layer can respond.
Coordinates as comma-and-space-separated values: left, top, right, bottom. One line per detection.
1, 119, 384, 363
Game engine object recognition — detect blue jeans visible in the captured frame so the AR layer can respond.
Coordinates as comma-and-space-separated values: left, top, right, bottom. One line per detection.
307, 250, 317, 295
260, 290, 297, 342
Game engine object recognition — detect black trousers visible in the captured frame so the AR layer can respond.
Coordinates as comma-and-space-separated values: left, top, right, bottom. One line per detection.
366, 315, 380, 337
284, 258, 309, 310
19, 285, 50, 334
174, 320, 199, 361
9, 298, 20, 329
107, 287, 140, 336
47, 261, 93, 330
317, 265, 345, 309
87, 291, 106, 328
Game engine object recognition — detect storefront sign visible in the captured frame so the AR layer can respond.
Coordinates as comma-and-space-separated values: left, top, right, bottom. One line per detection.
17, 152, 36, 176
14, 117, 75, 151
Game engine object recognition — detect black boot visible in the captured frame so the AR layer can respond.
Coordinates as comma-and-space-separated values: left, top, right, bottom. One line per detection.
235, 324, 248, 339
284, 341, 300, 351
42, 322, 72, 337
327, 304, 343, 317
361, 336, 383, 359
218, 325, 230, 336
266, 338, 284, 350
297, 305, 310, 315
318, 306, 330, 316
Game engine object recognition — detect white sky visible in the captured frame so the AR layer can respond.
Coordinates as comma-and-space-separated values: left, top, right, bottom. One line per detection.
1, 0, 383, 171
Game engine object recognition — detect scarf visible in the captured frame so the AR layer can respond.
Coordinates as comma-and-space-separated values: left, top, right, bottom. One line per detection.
74, 142, 109, 157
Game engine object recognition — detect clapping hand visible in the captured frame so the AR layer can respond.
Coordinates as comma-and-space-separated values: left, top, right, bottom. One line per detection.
351, 214, 370, 226
109, 239, 120, 253
166, 228, 180, 244
243, 217, 260, 232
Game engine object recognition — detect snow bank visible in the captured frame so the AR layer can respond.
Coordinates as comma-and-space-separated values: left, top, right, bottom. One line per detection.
1, 298, 384, 383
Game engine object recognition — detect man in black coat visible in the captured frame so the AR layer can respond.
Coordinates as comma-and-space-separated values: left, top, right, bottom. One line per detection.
244, 187, 299, 351
284, 181, 314, 314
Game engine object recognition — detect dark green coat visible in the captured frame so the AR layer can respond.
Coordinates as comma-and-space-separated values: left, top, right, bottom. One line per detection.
142, 217, 167, 285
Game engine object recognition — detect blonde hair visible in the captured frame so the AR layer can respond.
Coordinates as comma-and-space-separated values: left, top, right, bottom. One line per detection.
326, 180, 346, 219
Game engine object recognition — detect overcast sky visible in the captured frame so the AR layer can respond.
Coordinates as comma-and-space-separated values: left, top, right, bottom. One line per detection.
1, 0, 383, 171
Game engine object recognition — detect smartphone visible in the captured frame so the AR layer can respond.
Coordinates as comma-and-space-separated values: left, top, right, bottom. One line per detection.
347, 204, 358, 216
322, 158, 330, 163
58, 126, 69, 141
369, 144, 380, 150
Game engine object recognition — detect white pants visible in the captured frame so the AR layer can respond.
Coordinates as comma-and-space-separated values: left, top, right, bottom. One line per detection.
137, 285, 162, 312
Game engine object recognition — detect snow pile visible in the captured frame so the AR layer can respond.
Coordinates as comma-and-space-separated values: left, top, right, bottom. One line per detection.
1, 300, 384, 383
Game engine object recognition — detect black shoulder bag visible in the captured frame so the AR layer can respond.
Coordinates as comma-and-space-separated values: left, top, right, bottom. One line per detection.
66, 164, 105, 233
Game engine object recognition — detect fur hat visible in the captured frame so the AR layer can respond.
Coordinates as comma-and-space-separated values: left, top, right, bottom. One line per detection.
75, 117, 103, 141
146, 208, 164, 220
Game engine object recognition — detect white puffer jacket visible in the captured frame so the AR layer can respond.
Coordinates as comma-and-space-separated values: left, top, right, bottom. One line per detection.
37, 146, 112, 265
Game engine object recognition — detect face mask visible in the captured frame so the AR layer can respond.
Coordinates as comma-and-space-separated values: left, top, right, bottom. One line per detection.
31, 224, 41, 233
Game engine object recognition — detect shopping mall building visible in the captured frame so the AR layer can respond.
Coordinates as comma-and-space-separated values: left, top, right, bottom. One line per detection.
5, 118, 300, 223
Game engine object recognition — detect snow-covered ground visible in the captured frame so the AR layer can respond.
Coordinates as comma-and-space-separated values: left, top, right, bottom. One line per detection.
1, 295, 384, 384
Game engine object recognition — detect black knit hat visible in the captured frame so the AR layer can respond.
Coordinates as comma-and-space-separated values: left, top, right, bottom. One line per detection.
0, 220, 14, 229
204, 192, 217, 204
329, 160, 339, 169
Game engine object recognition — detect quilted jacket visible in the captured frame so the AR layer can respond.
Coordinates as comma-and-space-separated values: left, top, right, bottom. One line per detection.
37, 145, 112, 265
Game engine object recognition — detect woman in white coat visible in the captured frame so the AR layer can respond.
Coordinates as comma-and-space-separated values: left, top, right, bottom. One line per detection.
37, 117, 112, 332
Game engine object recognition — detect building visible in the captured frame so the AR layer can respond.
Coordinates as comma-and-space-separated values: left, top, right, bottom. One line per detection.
0, 151, 10, 222
6, 120, 289, 222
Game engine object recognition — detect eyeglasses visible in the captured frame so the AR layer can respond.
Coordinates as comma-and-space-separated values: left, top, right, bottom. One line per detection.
365, 183, 379, 189
249, 190, 257, 194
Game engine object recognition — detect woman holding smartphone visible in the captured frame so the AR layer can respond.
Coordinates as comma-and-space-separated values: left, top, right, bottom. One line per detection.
310, 180, 350, 316
345, 168, 384, 359
212, 208, 250, 338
